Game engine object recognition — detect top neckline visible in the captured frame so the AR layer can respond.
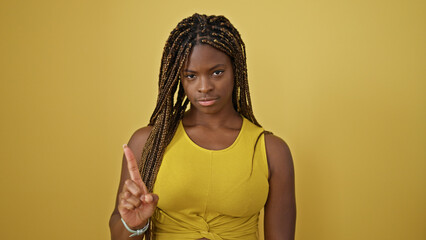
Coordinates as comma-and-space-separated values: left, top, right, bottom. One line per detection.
179, 117, 246, 153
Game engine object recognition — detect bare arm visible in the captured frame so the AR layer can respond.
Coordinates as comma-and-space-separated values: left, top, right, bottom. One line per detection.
264, 134, 296, 240
109, 126, 158, 240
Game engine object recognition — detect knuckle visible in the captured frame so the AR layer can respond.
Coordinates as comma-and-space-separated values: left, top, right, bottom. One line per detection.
120, 190, 130, 199
130, 196, 141, 205
134, 188, 141, 196
124, 191, 131, 198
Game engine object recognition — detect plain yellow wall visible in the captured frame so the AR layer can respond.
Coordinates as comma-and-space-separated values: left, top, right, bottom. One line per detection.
1, 0, 425, 239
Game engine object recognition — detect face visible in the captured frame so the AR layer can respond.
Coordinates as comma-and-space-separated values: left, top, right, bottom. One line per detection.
181, 44, 235, 115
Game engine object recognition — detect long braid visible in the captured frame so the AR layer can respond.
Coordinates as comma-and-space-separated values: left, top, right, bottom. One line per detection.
139, 13, 260, 239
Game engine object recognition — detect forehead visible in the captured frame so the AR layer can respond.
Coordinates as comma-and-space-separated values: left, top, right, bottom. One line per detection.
183, 44, 231, 69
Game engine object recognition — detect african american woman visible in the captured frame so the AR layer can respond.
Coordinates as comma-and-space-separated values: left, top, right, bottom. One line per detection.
109, 13, 296, 240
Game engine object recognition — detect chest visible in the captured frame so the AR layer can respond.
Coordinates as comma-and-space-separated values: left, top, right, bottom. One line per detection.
184, 126, 240, 150
152, 125, 269, 218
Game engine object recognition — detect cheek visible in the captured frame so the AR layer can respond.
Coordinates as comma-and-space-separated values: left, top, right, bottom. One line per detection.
228, 82, 235, 94
181, 81, 194, 99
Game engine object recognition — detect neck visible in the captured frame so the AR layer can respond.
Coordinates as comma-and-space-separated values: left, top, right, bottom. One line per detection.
183, 106, 241, 128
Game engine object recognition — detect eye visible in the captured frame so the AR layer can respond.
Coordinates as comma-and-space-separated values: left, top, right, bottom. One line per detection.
184, 74, 196, 79
212, 70, 224, 76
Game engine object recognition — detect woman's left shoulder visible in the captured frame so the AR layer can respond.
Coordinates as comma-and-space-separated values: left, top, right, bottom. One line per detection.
264, 133, 294, 178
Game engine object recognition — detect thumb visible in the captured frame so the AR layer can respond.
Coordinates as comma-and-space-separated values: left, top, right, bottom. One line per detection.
141, 193, 159, 205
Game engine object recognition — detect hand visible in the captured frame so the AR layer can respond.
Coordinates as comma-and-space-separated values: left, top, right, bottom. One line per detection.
118, 144, 159, 229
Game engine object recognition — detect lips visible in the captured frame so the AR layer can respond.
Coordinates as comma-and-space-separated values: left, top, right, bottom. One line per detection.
197, 97, 218, 107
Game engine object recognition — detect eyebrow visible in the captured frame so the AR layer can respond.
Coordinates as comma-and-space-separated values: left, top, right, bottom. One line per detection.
183, 64, 226, 73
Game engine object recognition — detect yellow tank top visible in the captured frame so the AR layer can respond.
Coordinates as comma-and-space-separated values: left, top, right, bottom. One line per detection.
152, 117, 269, 240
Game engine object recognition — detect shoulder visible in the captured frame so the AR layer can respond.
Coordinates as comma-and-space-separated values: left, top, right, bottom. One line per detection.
264, 133, 294, 179
128, 125, 153, 145
127, 125, 153, 165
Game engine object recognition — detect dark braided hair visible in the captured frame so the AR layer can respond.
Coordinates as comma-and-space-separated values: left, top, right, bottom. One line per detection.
139, 12, 260, 195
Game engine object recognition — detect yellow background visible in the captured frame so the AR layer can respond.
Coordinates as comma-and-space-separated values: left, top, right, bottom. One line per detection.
1, 0, 425, 239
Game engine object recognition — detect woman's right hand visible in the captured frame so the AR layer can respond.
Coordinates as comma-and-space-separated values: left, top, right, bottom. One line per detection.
118, 144, 159, 229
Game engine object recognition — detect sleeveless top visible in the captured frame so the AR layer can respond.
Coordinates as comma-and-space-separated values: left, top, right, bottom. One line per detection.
152, 117, 269, 240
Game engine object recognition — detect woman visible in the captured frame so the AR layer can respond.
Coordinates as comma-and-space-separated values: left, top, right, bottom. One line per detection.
109, 13, 296, 240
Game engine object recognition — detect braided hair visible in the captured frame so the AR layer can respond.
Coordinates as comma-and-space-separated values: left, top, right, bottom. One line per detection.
139, 12, 260, 194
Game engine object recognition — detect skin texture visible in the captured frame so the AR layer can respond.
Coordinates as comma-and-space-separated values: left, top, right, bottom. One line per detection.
109, 44, 296, 240
180, 44, 242, 150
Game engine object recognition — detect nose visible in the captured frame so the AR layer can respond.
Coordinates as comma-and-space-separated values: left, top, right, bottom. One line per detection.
198, 76, 213, 93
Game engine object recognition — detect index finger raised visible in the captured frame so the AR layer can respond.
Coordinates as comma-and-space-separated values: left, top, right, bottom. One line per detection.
123, 144, 145, 188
